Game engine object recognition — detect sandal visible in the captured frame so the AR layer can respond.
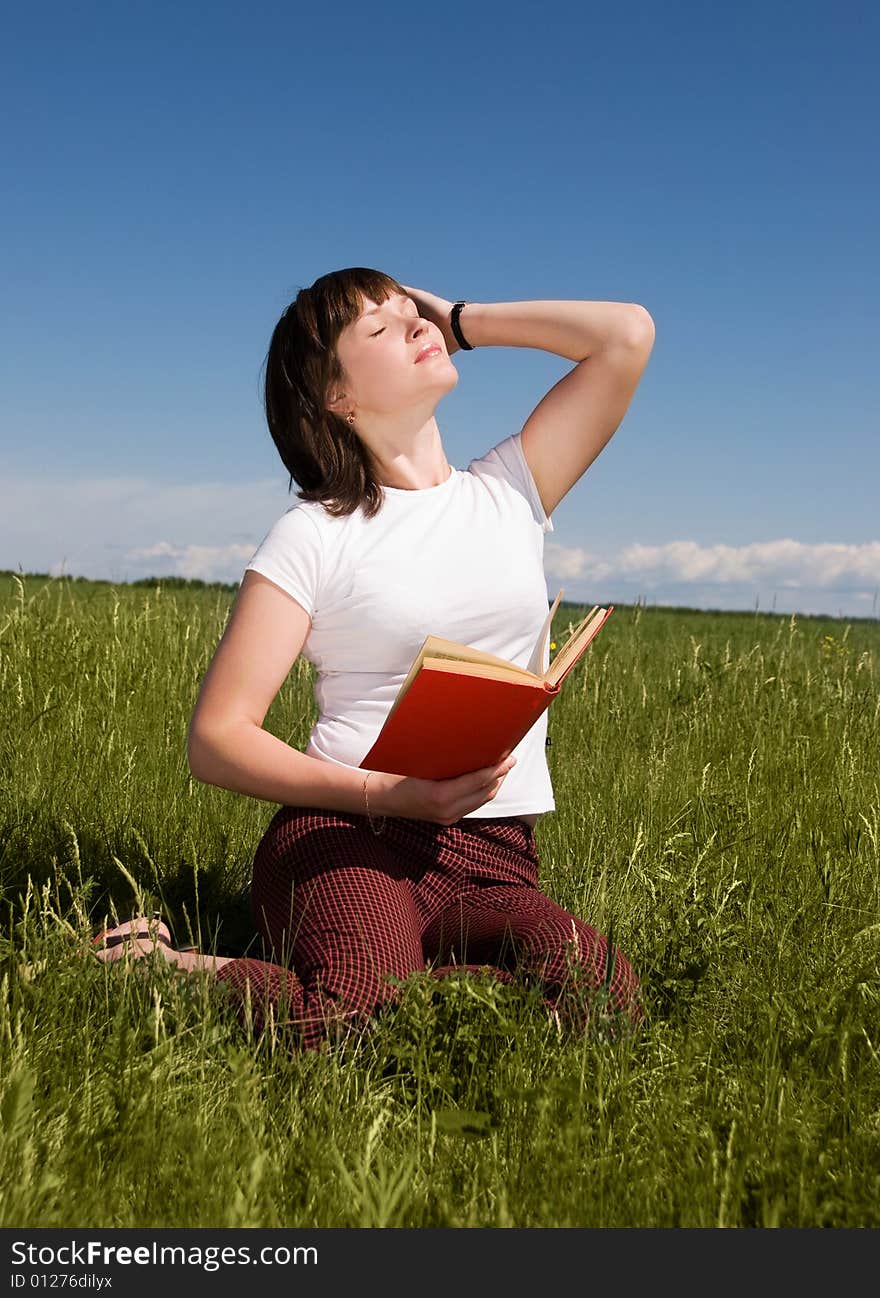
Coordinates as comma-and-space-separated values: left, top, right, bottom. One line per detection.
92, 913, 174, 954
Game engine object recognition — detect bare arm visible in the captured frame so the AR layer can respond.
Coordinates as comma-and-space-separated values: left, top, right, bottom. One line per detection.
401, 285, 655, 515
187, 570, 516, 824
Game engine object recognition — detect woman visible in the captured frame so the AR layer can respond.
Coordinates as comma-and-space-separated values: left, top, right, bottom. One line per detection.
98, 268, 655, 1051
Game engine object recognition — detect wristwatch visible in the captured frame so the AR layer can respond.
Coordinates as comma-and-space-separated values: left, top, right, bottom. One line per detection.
450, 301, 474, 351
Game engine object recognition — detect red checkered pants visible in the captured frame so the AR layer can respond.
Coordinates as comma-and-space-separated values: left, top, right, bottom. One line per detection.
213, 807, 641, 1051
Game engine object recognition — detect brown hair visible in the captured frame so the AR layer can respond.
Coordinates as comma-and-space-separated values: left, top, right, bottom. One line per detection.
263, 266, 407, 519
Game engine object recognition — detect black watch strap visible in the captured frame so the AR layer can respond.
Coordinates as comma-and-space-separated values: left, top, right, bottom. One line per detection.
450, 301, 474, 351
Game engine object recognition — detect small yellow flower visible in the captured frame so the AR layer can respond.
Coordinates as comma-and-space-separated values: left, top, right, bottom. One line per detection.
550, 641, 557, 650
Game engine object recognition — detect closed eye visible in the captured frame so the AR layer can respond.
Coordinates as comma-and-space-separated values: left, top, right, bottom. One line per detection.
371, 300, 419, 337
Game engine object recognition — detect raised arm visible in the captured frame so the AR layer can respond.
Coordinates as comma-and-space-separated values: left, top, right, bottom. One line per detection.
464, 298, 654, 517
402, 286, 655, 518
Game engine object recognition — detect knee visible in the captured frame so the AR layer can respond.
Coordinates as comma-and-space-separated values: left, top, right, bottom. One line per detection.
306, 950, 419, 1019
548, 925, 642, 1022
523, 919, 638, 998
518, 916, 604, 979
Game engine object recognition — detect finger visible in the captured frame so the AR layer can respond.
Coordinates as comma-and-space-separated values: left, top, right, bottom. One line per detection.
445, 764, 513, 821
459, 768, 513, 809
484, 757, 516, 782
462, 760, 516, 796
469, 774, 506, 812
452, 767, 502, 796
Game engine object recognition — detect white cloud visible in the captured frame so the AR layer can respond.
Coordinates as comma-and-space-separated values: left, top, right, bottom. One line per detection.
123, 541, 257, 583
544, 542, 595, 580
612, 539, 880, 589
0, 469, 292, 584
552, 538, 880, 618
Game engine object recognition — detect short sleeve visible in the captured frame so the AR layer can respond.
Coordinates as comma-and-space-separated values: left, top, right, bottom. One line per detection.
242, 505, 323, 617
467, 432, 554, 534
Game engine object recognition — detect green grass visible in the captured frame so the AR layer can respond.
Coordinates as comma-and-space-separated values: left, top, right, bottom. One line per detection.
1, 570, 878, 1227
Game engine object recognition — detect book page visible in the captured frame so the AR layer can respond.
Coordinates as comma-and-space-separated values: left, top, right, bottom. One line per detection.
418, 635, 538, 677
385, 631, 540, 724
526, 589, 564, 677
420, 657, 552, 686
545, 605, 611, 688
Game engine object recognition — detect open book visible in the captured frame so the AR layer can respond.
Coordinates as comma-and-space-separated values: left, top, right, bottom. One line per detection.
359, 590, 614, 780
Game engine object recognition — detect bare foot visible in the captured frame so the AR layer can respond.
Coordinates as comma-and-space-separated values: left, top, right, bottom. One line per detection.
93, 915, 173, 963
93, 916, 232, 972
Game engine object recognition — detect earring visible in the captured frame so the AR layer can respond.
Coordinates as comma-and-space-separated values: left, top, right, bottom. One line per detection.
347, 411, 355, 425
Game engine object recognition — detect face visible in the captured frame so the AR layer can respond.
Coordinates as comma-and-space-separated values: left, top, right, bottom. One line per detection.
329, 292, 458, 422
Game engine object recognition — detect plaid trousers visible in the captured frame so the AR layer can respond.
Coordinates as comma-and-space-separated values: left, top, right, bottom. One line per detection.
213, 806, 641, 1051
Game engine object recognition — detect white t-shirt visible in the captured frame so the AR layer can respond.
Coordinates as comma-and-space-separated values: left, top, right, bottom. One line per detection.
243, 431, 556, 819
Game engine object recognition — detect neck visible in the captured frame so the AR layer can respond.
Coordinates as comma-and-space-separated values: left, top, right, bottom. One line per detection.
364, 417, 450, 490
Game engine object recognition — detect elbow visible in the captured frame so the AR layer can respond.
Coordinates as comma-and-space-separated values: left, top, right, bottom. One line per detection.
186, 723, 212, 784
626, 305, 655, 348
187, 715, 253, 786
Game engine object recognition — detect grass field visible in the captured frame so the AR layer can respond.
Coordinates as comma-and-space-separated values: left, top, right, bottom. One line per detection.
1, 570, 878, 1228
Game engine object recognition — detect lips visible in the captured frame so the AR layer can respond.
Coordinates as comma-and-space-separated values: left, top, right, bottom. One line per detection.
415, 344, 443, 363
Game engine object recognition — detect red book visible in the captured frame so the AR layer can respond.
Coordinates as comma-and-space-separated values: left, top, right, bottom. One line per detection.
360, 591, 614, 780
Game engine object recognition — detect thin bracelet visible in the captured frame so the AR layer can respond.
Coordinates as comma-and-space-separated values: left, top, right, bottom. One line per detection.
363, 771, 387, 836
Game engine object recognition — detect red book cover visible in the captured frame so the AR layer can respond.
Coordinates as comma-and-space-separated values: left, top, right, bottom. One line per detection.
360, 668, 561, 780
359, 599, 613, 781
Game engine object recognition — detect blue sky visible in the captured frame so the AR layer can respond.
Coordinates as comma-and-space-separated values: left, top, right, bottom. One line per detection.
2, 0, 877, 619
